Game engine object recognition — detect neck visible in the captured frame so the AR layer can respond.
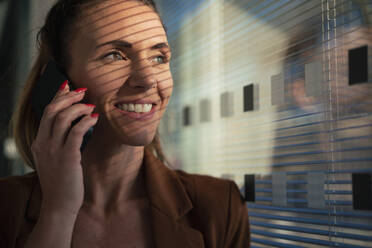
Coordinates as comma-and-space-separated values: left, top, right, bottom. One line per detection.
80, 131, 147, 213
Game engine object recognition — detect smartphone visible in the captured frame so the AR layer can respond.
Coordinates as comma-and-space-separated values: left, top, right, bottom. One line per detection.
31, 61, 93, 151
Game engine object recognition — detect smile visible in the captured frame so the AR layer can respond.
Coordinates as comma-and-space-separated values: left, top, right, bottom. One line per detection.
114, 103, 157, 120
116, 103, 153, 113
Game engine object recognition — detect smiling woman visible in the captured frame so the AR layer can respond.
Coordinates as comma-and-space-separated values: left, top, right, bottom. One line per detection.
0, 0, 250, 247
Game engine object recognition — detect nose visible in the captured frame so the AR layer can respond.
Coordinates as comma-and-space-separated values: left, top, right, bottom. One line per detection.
128, 58, 157, 89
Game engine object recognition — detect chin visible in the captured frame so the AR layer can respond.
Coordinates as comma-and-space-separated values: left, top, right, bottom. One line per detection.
120, 131, 156, 147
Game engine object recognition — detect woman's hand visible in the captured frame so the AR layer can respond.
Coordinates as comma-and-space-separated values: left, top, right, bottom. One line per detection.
30, 81, 99, 216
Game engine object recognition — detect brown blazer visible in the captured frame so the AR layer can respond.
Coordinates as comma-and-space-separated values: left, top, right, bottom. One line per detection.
0, 149, 250, 247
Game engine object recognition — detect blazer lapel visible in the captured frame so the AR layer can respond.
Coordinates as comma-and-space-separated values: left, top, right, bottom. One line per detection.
143, 149, 205, 248
150, 207, 204, 248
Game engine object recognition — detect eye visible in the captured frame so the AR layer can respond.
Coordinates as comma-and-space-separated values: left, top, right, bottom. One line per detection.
103, 51, 127, 63
152, 55, 167, 64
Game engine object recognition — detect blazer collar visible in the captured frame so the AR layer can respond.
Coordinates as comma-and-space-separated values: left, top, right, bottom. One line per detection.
143, 148, 204, 247
143, 148, 193, 220
26, 149, 204, 247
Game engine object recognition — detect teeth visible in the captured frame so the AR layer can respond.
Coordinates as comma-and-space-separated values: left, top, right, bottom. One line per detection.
117, 103, 153, 113
143, 104, 152, 113
135, 104, 142, 113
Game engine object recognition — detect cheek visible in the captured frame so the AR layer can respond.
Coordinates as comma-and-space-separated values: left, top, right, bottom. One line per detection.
86, 65, 131, 102
158, 71, 173, 100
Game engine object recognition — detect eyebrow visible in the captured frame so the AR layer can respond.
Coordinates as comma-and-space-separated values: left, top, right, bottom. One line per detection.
96, 40, 169, 50
151, 42, 169, 50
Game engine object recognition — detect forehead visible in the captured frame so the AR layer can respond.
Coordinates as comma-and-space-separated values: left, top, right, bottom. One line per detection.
78, 0, 166, 47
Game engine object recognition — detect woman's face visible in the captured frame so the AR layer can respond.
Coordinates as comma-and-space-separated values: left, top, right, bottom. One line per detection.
66, 0, 173, 146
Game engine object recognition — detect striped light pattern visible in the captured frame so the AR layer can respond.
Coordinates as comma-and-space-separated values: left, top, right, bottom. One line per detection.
157, 0, 372, 247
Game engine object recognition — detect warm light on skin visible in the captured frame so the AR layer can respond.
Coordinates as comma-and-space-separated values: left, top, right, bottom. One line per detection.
61, 0, 173, 198
66, 0, 173, 148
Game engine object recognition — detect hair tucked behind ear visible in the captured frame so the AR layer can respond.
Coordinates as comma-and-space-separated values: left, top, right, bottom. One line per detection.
10, 0, 169, 170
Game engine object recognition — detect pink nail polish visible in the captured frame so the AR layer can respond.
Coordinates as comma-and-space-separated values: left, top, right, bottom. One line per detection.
74, 88, 87, 93
59, 80, 68, 91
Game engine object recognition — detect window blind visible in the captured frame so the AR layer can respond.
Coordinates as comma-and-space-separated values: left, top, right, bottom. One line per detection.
157, 0, 372, 247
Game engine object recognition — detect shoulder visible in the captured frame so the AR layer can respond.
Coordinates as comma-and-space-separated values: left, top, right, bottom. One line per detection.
174, 170, 250, 246
174, 170, 242, 223
0, 172, 37, 185
175, 170, 237, 205
0, 172, 37, 199
0, 173, 37, 223
0, 173, 38, 245
174, 169, 245, 205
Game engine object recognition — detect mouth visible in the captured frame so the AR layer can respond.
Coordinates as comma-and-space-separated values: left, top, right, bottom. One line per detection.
114, 100, 158, 120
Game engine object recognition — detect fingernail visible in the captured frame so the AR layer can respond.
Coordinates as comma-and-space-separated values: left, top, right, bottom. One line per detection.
91, 113, 99, 118
74, 88, 87, 93
85, 104, 96, 108
59, 80, 68, 91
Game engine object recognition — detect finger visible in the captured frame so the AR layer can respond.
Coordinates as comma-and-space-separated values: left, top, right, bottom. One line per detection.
49, 88, 88, 116
52, 80, 70, 101
64, 113, 99, 151
38, 88, 87, 140
34, 80, 70, 141
53, 103, 96, 145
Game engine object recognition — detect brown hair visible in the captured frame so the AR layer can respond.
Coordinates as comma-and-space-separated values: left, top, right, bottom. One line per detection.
10, 0, 169, 170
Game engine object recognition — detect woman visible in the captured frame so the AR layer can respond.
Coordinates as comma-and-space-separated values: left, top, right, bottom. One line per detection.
0, 0, 250, 247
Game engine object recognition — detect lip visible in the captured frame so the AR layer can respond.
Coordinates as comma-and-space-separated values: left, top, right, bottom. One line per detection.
115, 104, 157, 120
115, 99, 158, 105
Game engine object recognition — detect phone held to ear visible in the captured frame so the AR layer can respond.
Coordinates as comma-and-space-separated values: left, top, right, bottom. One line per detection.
31, 61, 93, 151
